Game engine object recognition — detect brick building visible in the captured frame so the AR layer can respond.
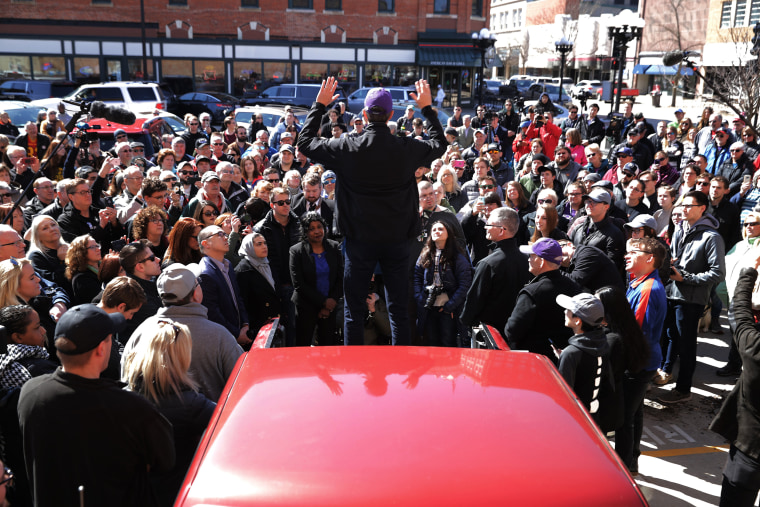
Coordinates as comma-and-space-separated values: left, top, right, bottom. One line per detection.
0, 0, 490, 106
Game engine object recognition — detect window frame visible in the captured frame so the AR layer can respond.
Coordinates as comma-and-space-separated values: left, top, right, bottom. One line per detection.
378, 0, 394, 12
433, 0, 450, 15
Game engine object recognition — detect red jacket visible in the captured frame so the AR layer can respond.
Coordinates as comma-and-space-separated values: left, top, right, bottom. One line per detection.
526, 121, 561, 160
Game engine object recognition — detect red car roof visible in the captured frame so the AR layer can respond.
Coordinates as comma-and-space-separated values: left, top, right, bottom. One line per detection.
177, 347, 647, 506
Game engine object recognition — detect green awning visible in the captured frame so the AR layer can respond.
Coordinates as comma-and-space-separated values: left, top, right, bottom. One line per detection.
418, 46, 479, 67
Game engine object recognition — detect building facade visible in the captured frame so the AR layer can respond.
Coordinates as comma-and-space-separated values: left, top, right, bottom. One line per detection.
0, 0, 491, 106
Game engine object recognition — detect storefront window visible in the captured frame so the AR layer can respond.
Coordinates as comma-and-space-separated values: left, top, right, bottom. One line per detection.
31, 56, 65, 80
73, 57, 101, 83
393, 65, 418, 86
194, 59, 225, 93
233, 62, 262, 97
300, 63, 327, 84
0, 56, 31, 80
329, 63, 357, 94
127, 58, 155, 81
365, 64, 392, 87
262, 61, 293, 89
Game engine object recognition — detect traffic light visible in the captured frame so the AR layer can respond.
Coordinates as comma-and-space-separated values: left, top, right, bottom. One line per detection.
751, 22, 760, 56
611, 57, 620, 70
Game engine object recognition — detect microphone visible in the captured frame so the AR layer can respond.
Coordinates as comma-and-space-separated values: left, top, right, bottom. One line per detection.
662, 51, 686, 66
89, 101, 136, 125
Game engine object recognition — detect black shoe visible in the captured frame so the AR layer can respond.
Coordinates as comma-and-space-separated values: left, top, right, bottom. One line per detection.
716, 365, 741, 377
710, 323, 724, 334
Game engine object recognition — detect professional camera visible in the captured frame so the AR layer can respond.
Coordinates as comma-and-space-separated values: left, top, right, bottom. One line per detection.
577, 90, 593, 109
424, 284, 444, 310
74, 122, 100, 149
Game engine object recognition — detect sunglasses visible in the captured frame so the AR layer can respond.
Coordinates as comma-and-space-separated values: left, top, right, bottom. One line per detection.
179, 170, 196, 175
268, 178, 281, 183
479, 184, 495, 190
654, 158, 666, 163
202, 210, 220, 217
744, 222, 760, 227
323, 178, 335, 184
139, 254, 157, 263
537, 198, 554, 205
273, 199, 292, 206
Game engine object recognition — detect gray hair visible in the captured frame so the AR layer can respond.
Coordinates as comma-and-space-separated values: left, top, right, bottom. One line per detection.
489, 207, 519, 236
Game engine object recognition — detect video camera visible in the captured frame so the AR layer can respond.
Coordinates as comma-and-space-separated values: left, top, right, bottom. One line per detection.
74, 122, 101, 149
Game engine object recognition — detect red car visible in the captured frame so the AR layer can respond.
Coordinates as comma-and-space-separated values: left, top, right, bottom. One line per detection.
176, 322, 647, 506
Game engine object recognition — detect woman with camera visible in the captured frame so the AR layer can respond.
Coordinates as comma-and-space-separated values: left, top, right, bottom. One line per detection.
414, 220, 472, 347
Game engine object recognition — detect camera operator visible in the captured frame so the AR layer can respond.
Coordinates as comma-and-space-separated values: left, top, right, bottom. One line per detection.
560, 105, 587, 144
585, 103, 606, 146
526, 110, 561, 161
6, 145, 41, 202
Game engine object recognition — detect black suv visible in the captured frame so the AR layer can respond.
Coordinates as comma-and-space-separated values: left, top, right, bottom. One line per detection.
0, 80, 78, 102
245, 83, 346, 108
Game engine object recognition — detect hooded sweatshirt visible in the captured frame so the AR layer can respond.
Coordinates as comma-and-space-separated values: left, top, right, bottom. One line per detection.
667, 213, 726, 305
558, 327, 611, 414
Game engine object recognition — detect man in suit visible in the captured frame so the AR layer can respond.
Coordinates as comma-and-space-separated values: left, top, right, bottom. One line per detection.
456, 115, 473, 149
291, 173, 336, 236
198, 225, 251, 348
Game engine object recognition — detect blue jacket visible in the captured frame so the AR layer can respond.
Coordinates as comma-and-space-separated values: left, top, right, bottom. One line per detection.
703, 140, 731, 175
627, 270, 667, 372
414, 251, 472, 319
199, 256, 249, 337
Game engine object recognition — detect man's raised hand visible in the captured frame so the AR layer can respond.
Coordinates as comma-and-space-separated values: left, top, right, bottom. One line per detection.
411, 79, 433, 109
316, 77, 341, 107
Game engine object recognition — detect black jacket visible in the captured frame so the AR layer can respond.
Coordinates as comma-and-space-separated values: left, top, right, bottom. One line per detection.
710, 268, 760, 461
253, 210, 302, 286
23, 196, 53, 230
289, 239, 344, 310
234, 257, 281, 334
715, 154, 754, 197
291, 194, 336, 236
57, 203, 125, 253
460, 237, 531, 331
71, 268, 101, 307
297, 102, 446, 244
586, 116, 606, 145
121, 275, 162, 344
561, 244, 625, 292
14, 133, 51, 158
709, 198, 742, 252
39, 197, 66, 221
569, 214, 626, 272
28, 248, 72, 299
505, 269, 582, 361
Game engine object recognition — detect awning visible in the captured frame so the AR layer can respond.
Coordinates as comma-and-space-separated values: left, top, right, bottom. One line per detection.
418, 46, 480, 67
633, 64, 694, 76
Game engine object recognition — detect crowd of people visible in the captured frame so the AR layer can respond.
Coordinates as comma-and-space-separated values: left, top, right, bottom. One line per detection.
0, 82, 758, 506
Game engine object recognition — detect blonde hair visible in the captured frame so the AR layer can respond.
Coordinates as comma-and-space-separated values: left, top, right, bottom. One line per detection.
122, 319, 197, 403
0, 257, 32, 307
27, 215, 67, 253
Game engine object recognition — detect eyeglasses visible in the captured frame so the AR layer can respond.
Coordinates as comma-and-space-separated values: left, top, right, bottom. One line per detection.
618, 154, 632, 159
654, 158, 665, 163
162, 178, 178, 183
537, 199, 554, 205
487, 150, 500, 154
149, 218, 165, 224
744, 222, 759, 227
71, 190, 91, 196
138, 254, 157, 263
484, 224, 506, 230
681, 203, 703, 209
0, 467, 14, 488
202, 210, 220, 217
205, 231, 228, 240
87, 245, 100, 251
0, 239, 24, 248
626, 249, 651, 255
730, 149, 743, 153
179, 170, 196, 175
667, 132, 676, 135
132, 148, 144, 152
116, 135, 127, 139
273, 199, 292, 206
268, 178, 281, 183
696, 181, 710, 186
189, 123, 199, 126
715, 134, 726, 140
479, 184, 495, 190
212, 142, 225, 146
323, 178, 335, 184
0, 193, 11, 199
567, 192, 582, 197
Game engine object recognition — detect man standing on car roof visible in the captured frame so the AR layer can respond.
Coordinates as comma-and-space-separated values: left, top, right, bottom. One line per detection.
298, 77, 446, 346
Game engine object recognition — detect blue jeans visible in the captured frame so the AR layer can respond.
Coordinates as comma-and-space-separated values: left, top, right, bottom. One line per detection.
615, 369, 656, 470
663, 301, 703, 393
343, 237, 410, 346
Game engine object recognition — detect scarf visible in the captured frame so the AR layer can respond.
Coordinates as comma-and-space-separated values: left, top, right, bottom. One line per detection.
239, 234, 275, 289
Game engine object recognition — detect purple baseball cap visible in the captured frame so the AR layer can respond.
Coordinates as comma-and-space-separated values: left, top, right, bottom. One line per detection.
519, 237, 563, 264
364, 88, 393, 115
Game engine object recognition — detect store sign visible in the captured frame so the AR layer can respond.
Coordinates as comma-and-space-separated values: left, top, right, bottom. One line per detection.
429, 60, 467, 66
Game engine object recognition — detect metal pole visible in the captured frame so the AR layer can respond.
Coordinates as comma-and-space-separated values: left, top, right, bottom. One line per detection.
558, 51, 565, 103
613, 39, 625, 114
480, 46, 485, 107
140, 0, 147, 79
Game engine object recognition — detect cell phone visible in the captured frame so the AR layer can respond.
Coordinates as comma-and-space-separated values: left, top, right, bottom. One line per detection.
744, 174, 752, 185
110, 239, 127, 252
452, 160, 465, 169
477, 196, 485, 205
22, 157, 34, 165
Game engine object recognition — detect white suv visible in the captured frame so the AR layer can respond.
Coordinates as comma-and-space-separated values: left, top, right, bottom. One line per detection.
32, 81, 168, 116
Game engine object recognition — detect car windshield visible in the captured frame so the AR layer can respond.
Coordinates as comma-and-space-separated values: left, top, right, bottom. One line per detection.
544, 84, 560, 94
3, 105, 42, 127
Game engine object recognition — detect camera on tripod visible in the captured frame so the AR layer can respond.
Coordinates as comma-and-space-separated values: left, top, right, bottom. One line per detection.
577, 90, 593, 109
74, 122, 101, 148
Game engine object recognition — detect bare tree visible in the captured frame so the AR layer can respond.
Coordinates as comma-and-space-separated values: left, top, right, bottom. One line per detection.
707, 27, 760, 131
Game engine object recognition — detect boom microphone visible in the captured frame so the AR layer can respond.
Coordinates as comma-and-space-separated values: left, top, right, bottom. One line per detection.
89, 101, 137, 126
662, 51, 686, 66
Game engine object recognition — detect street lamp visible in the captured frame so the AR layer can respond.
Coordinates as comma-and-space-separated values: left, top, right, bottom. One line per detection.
606, 11, 644, 113
472, 27, 497, 107
555, 37, 574, 104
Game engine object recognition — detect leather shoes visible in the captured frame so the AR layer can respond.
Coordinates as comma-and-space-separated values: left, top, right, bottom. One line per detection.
716, 365, 741, 377
652, 369, 674, 385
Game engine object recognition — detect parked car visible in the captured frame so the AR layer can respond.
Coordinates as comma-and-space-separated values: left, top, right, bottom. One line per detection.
0, 79, 77, 102
509, 78, 535, 96
0, 100, 45, 142
346, 86, 415, 114
523, 83, 572, 104
389, 105, 450, 130
74, 114, 176, 160
175, 320, 648, 506
32, 81, 169, 117
520, 101, 569, 125
482, 79, 504, 96
234, 105, 309, 136
244, 83, 346, 108
571, 80, 602, 98
167, 91, 243, 125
